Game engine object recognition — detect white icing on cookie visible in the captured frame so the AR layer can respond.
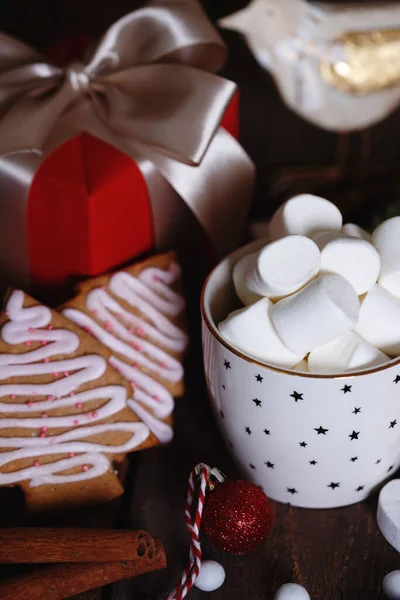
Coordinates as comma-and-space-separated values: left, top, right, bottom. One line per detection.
0, 290, 150, 487
62, 263, 186, 444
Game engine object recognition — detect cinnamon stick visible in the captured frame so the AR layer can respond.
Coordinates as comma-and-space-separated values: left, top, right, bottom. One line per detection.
0, 528, 154, 563
0, 539, 166, 600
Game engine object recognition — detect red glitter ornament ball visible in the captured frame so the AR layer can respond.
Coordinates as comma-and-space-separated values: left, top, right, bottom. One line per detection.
202, 479, 273, 554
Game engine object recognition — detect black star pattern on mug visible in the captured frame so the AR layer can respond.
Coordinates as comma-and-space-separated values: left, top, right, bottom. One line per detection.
222, 384, 225, 390
388, 465, 395, 472
255, 374, 263, 382
341, 384, 352, 393
356, 486, 365, 492
349, 430, 360, 440
350, 457, 358, 462
249, 463, 256, 470
389, 420, 397, 429
309, 460, 317, 465
376, 459, 382, 464
228, 441, 234, 448
223, 360, 231, 370
287, 488, 298, 494
352, 407, 361, 415
219, 411, 224, 419
252, 398, 262, 407
245, 426, 252, 435
299, 441, 307, 448
291, 391, 303, 402
264, 429, 271, 436
315, 426, 329, 435
328, 482, 340, 490
265, 461, 274, 469
394, 375, 400, 384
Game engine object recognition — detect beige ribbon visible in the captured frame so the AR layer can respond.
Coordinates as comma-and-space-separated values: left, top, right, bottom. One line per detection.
0, 0, 254, 288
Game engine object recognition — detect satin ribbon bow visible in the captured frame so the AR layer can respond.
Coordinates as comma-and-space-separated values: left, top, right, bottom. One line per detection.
0, 0, 254, 287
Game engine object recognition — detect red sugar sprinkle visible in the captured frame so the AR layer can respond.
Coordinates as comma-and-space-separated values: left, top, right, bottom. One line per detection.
29, 327, 35, 333
41, 340, 47, 346
73, 419, 79, 425
40, 426, 48, 433
34, 460, 40, 467
153, 395, 159, 401
11, 394, 16, 399
41, 413, 48, 418
91, 411, 98, 418
105, 320, 112, 330
39, 432, 46, 438
54, 372, 59, 377
27, 401, 33, 408
69, 391, 75, 397
68, 452, 75, 458
153, 275, 160, 282
44, 357, 50, 363
48, 324, 54, 330
76, 402, 83, 409
136, 327, 144, 337
161, 362, 167, 368
47, 395, 54, 401
64, 372, 70, 377
82, 465, 89, 472
130, 381, 135, 387
25, 341, 31, 347
131, 362, 137, 368
91, 309, 98, 315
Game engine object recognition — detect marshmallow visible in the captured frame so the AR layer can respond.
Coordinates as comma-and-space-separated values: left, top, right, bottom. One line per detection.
293, 358, 308, 372
195, 560, 226, 592
218, 298, 303, 368
355, 284, 400, 357
373, 216, 400, 298
271, 275, 360, 356
233, 236, 320, 304
308, 331, 389, 374
378, 480, 400, 554
268, 194, 342, 240
383, 571, 400, 599
274, 584, 310, 600
313, 232, 380, 295
342, 222, 372, 241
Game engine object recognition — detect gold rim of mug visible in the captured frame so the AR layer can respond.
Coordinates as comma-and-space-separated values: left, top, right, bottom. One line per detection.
200, 250, 400, 380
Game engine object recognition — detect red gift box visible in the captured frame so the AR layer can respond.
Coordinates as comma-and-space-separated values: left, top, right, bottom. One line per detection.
0, 2, 253, 296
28, 94, 239, 289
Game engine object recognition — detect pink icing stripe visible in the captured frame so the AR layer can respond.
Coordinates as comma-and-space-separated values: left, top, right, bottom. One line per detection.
0, 290, 151, 488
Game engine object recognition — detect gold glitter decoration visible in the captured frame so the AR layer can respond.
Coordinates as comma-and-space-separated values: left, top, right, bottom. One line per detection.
320, 29, 400, 95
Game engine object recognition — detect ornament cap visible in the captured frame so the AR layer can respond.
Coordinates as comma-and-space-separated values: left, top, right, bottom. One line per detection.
194, 463, 227, 490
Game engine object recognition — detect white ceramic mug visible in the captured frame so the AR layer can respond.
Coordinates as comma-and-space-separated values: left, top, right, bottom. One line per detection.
201, 239, 400, 508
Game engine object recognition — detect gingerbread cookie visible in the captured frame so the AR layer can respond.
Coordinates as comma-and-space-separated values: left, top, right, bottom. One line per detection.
61, 252, 188, 445
0, 289, 155, 512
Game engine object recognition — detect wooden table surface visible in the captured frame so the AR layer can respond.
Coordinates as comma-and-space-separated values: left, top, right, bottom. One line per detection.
102, 338, 400, 600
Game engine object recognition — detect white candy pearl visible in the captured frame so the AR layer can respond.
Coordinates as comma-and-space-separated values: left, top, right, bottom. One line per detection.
274, 583, 310, 600
194, 560, 226, 592
383, 571, 400, 598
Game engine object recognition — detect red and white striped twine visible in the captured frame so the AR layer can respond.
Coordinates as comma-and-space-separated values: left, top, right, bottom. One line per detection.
165, 463, 211, 600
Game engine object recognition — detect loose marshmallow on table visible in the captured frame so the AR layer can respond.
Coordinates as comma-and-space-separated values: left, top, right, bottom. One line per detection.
194, 560, 226, 592
274, 583, 310, 600
373, 216, 400, 298
378, 480, 400, 554
342, 222, 372, 241
355, 284, 400, 357
233, 236, 320, 304
313, 232, 380, 295
383, 571, 400, 599
271, 274, 360, 356
268, 194, 342, 240
218, 298, 303, 368
308, 331, 389, 374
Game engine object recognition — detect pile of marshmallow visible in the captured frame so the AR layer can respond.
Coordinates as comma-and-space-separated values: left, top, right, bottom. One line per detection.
219, 194, 400, 374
